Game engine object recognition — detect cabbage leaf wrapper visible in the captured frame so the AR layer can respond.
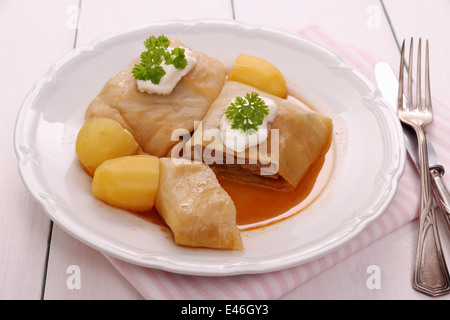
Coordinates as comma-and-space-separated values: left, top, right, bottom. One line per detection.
187, 81, 333, 191
85, 39, 227, 157
155, 158, 243, 250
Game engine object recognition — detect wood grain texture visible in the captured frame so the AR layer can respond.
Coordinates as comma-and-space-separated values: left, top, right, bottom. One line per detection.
0, 0, 79, 299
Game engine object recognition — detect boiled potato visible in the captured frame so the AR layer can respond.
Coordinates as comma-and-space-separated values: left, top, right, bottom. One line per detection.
76, 117, 139, 176
92, 155, 159, 212
227, 53, 287, 98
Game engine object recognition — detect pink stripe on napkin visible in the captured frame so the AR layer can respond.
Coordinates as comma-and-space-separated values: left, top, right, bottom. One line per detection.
104, 25, 450, 300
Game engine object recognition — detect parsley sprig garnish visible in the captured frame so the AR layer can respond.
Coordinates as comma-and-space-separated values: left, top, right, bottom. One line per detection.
225, 92, 270, 135
132, 35, 188, 84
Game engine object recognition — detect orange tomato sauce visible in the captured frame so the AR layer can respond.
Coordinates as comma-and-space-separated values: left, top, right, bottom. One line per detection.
218, 145, 334, 230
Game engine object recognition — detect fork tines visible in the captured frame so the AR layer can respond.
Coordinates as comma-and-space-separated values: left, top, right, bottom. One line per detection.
398, 38, 432, 116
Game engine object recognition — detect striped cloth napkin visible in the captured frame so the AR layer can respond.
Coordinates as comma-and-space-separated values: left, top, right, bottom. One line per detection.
104, 25, 449, 300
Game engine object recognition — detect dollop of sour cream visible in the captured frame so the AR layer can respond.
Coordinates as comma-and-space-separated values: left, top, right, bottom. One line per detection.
220, 97, 278, 153
136, 46, 197, 95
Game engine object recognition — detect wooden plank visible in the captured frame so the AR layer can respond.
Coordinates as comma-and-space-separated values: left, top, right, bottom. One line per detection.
233, 0, 401, 76
44, 227, 142, 300
0, 0, 79, 299
382, 0, 450, 162
75, 0, 234, 47
43, 0, 233, 299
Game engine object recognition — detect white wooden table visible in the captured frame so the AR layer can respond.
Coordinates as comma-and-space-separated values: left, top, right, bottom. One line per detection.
2, 0, 450, 300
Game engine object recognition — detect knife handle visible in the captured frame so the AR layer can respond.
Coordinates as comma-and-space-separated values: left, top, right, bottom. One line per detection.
431, 168, 450, 230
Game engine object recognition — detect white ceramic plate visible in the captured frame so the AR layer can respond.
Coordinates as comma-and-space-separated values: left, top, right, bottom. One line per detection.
14, 20, 405, 276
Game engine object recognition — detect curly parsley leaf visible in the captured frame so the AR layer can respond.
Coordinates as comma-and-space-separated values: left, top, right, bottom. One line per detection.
143, 35, 170, 50
132, 50, 165, 84
225, 92, 270, 134
132, 35, 188, 84
165, 47, 187, 69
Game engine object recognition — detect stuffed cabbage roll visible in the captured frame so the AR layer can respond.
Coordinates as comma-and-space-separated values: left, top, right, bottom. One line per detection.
155, 158, 243, 250
188, 81, 333, 190
85, 38, 227, 157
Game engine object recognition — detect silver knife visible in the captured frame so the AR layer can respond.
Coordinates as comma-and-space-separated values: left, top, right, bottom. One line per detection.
375, 62, 450, 230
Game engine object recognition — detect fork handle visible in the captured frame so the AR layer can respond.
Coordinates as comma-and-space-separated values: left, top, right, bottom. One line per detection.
413, 129, 450, 296
431, 169, 450, 231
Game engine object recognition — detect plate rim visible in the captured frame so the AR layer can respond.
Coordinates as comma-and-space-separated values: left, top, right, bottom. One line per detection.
14, 19, 406, 276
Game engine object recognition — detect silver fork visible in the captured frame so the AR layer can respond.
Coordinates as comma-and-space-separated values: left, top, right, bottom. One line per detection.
398, 38, 450, 297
